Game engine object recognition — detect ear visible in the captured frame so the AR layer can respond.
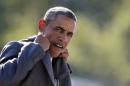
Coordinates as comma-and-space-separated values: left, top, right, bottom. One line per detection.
38, 19, 46, 32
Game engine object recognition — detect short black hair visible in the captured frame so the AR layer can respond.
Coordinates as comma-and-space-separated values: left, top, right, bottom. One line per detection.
43, 6, 77, 25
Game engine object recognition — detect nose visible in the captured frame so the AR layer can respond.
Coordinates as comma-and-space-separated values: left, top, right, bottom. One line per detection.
59, 33, 68, 43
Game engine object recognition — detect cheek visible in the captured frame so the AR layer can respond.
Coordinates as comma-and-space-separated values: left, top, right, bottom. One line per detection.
46, 34, 56, 42
65, 38, 72, 47
68, 37, 73, 44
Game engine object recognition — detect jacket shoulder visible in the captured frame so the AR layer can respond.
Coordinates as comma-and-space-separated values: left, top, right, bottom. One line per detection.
0, 41, 23, 63
0, 41, 24, 54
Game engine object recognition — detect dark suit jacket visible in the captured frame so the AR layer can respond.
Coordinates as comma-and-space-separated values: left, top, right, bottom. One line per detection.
0, 36, 72, 86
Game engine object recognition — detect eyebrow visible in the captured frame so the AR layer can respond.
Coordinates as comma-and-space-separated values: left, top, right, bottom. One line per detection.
56, 26, 65, 31
56, 26, 74, 36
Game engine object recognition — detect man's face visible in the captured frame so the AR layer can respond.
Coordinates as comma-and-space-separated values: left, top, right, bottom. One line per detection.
43, 14, 76, 57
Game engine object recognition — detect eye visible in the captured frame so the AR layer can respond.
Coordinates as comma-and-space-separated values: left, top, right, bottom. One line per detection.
54, 26, 64, 33
67, 32, 73, 37
55, 27, 62, 32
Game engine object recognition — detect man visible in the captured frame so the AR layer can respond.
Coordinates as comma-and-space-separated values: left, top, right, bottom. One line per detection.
0, 6, 77, 86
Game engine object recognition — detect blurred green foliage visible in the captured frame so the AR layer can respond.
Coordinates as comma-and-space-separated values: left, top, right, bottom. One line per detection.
0, 0, 130, 86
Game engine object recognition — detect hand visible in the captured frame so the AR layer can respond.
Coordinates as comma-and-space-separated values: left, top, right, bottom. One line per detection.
58, 48, 69, 62
34, 33, 50, 51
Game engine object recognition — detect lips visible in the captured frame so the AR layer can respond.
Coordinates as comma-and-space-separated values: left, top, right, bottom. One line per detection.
49, 42, 65, 57
52, 42, 64, 49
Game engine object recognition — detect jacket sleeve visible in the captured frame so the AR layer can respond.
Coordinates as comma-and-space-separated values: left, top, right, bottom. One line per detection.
0, 41, 45, 84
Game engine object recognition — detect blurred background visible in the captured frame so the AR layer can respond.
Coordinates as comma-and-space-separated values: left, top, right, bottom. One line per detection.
0, 0, 130, 86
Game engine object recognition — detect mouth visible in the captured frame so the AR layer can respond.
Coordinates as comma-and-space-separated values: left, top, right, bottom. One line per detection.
53, 43, 64, 49
49, 42, 65, 57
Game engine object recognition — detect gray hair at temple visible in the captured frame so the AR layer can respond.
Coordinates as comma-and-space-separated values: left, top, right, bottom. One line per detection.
43, 6, 77, 25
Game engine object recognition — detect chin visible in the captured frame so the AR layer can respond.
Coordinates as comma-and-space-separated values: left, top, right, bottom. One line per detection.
50, 53, 60, 58
50, 50, 60, 58
50, 47, 61, 58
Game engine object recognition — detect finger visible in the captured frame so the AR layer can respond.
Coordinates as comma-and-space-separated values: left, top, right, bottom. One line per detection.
42, 34, 46, 37
59, 54, 68, 62
59, 50, 69, 62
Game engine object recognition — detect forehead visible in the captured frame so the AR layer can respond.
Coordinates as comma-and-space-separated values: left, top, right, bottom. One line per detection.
50, 14, 76, 33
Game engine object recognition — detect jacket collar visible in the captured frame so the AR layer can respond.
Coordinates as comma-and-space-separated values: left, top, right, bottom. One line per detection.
22, 36, 55, 85
22, 35, 72, 85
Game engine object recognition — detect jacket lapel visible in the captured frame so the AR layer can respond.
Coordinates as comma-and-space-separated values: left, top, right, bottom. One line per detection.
42, 51, 55, 86
21, 36, 55, 85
